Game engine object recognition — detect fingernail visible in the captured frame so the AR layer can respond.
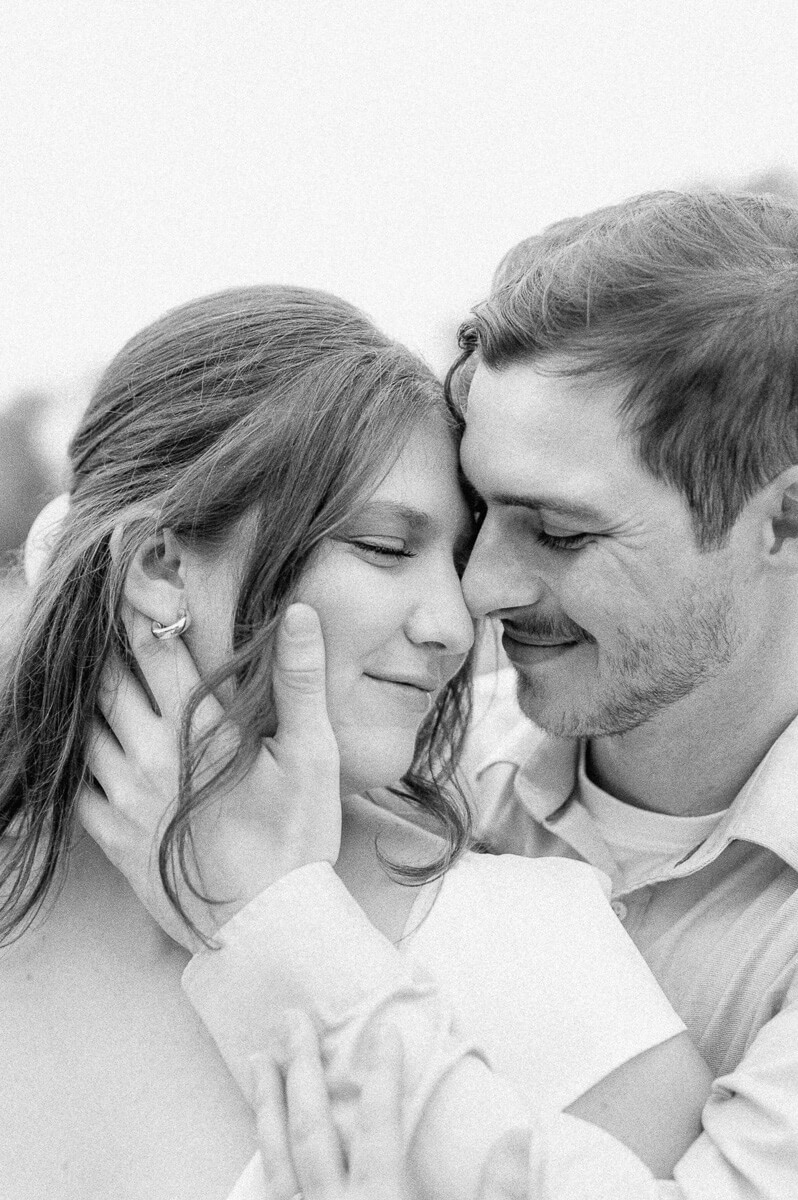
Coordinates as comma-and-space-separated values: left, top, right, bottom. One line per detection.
282, 603, 318, 638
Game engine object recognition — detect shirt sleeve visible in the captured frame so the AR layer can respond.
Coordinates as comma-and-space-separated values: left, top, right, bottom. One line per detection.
667, 980, 798, 1200
183, 863, 680, 1200
477, 991, 798, 1200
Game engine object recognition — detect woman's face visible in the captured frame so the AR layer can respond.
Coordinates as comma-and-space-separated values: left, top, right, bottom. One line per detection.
184, 416, 475, 795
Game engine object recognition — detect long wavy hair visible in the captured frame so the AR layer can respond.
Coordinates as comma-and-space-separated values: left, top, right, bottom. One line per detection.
0, 286, 475, 944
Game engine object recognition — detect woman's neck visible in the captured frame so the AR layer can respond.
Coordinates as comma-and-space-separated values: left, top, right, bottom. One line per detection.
335, 791, 446, 944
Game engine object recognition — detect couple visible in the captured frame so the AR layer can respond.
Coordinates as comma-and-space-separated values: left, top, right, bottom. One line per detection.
2, 187, 797, 1198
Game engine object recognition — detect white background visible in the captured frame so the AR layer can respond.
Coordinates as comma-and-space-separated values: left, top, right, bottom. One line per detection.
3, 0, 798, 433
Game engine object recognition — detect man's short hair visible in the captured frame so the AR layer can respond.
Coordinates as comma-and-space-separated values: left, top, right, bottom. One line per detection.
451, 191, 798, 548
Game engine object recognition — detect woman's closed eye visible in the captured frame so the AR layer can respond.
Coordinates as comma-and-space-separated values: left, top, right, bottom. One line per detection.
350, 538, 416, 563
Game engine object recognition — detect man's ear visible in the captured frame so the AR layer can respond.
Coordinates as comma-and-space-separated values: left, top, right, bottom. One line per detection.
767, 471, 798, 564
116, 527, 188, 623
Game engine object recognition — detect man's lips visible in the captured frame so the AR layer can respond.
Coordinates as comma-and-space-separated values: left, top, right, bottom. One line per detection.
502, 629, 582, 647
501, 627, 586, 667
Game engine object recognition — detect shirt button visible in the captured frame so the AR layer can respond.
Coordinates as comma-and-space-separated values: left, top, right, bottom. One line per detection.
611, 900, 628, 922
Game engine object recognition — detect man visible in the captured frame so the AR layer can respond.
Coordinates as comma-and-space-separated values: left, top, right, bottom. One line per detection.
88, 190, 798, 1197
443, 188, 798, 1193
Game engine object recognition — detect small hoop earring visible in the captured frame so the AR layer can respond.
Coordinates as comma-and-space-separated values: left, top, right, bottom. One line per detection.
151, 609, 191, 640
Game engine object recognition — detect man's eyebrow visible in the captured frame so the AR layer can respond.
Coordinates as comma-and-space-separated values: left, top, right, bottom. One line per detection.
490, 491, 609, 523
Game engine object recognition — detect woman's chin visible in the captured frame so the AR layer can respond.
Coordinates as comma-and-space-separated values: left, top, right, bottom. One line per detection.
337, 730, 419, 798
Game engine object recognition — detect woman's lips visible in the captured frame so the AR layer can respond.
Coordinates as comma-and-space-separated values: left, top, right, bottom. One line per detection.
364, 673, 435, 712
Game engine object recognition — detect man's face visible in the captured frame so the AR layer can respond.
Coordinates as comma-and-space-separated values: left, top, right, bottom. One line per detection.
460, 358, 758, 738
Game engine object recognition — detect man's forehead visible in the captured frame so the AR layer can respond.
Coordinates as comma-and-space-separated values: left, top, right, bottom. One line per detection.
461, 360, 641, 511
465, 361, 616, 451
465, 358, 624, 426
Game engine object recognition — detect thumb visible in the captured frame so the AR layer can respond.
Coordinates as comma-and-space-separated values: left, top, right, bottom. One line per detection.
272, 603, 336, 752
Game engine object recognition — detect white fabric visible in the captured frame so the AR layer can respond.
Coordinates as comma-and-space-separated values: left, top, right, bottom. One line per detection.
576, 743, 724, 892
460, 666, 798, 1198
182, 856, 684, 1200
225, 1154, 266, 1200
401, 854, 683, 1112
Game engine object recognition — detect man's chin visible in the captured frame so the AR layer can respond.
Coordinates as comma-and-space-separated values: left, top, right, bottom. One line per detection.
514, 671, 606, 739
515, 669, 674, 739
515, 672, 578, 735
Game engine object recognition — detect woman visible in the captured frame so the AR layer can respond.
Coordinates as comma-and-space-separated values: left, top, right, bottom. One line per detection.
2, 286, 708, 1200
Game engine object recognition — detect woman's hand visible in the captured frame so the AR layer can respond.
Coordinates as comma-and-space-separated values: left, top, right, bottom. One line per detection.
255, 1010, 409, 1200
78, 602, 341, 949
258, 1011, 528, 1200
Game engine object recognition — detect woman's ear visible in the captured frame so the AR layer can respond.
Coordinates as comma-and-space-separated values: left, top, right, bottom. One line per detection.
117, 528, 188, 623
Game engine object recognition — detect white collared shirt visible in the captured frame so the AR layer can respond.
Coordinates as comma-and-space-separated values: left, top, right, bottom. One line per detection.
460, 667, 798, 1195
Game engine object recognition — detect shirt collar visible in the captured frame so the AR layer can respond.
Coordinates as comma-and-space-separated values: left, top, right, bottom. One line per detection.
674, 714, 798, 875
474, 698, 798, 878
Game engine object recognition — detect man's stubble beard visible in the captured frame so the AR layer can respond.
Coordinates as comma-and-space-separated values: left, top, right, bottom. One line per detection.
515, 583, 741, 739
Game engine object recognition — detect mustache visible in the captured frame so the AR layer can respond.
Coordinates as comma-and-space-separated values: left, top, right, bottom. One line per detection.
502, 613, 593, 643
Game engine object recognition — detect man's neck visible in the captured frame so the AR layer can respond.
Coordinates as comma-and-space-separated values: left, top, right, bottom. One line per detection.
586, 657, 798, 817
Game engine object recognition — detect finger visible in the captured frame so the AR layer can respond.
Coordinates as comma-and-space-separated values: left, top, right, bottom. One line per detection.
349, 1026, 407, 1198
272, 605, 337, 755
125, 607, 223, 735
77, 779, 127, 858
83, 715, 126, 796
280, 1010, 346, 1197
78, 717, 133, 847
252, 1052, 302, 1200
96, 653, 156, 749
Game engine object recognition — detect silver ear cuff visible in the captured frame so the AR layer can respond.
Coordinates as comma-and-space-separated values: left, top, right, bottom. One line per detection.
151, 609, 192, 640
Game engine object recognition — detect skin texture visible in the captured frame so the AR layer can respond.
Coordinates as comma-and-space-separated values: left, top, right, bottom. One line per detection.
155, 416, 475, 799
297, 420, 474, 796
460, 357, 798, 815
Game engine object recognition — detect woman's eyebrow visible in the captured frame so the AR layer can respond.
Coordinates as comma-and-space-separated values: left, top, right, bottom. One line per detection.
350, 501, 430, 529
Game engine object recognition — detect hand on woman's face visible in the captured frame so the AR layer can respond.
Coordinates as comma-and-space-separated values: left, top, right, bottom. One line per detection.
297, 418, 474, 796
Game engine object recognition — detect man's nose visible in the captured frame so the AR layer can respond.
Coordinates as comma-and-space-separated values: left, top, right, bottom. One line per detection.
462, 521, 547, 619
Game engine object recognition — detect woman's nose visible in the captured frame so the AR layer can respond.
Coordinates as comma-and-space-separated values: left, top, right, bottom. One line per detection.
405, 569, 474, 656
